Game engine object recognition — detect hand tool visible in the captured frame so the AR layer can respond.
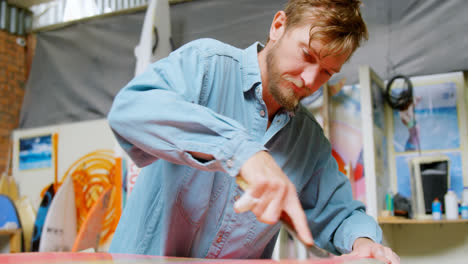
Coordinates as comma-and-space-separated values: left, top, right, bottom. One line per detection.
235, 176, 332, 258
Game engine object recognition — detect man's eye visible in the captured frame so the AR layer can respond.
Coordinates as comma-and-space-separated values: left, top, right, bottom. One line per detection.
302, 49, 313, 60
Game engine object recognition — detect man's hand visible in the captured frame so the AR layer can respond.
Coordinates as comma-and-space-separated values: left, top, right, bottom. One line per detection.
233, 151, 314, 245
349, 237, 400, 264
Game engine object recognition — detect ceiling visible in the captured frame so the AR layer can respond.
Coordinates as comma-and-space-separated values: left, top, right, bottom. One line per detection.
7, 0, 56, 8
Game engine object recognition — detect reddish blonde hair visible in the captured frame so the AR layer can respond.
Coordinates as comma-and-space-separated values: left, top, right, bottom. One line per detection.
284, 0, 368, 58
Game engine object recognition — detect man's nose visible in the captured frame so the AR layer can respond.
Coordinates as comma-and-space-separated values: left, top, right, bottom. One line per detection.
300, 64, 320, 90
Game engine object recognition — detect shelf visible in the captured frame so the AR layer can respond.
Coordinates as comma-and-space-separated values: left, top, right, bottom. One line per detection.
378, 216, 468, 224
0, 228, 21, 253
0, 229, 21, 236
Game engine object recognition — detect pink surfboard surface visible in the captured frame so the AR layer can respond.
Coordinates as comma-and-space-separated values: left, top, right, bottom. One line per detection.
0, 252, 382, 264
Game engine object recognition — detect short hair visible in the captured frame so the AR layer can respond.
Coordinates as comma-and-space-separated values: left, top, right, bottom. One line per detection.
284, 0, 368, 59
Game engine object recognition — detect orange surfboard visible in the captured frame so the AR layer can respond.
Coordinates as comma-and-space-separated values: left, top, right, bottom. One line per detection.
72, 187, 112, 252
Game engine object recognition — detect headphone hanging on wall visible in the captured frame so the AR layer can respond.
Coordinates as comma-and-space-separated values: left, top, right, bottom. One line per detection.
385, 75, 414, 111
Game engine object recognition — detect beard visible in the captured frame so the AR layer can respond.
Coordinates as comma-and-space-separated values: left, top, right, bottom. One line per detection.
265, 44, 301, 112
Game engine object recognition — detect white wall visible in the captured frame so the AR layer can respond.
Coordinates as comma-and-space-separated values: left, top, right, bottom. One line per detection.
12, 119, 117, 210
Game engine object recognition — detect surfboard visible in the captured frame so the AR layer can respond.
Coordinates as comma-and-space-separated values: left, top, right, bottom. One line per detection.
0, 195, 21, 229
14, 196, 36, 252
0, 137, 18, 201
39, 175, 77, 252
134, 0, 172, 75
7, 176, 19, 202
0, 194, 24, 251
31, 183, 55, 252
72, 187, 112, 252
0, 174, 19, 201
0, 174, 8, 196
0, 252, 379, 264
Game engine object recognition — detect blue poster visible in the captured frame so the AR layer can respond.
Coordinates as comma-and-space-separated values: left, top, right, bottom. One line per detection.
19, 134, 53, 170
392, 82, 459, 152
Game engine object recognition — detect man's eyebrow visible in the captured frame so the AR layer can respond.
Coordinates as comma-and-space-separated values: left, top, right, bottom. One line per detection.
307, 46, 341, 73
329, 66, 341, 73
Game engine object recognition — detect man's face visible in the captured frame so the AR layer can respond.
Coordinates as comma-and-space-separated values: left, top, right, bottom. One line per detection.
265, 24, 351, 111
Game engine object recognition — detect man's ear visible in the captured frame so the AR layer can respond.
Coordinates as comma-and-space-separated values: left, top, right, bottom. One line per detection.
269, 11, 287, 43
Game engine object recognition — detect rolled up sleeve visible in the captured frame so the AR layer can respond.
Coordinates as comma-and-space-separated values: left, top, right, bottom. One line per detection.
108, 40, 265, 176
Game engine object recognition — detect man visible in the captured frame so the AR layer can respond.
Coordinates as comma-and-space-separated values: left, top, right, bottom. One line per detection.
108, 0, 399, 263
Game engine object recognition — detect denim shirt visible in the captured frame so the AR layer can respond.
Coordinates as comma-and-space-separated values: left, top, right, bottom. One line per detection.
107, 38, 382, 258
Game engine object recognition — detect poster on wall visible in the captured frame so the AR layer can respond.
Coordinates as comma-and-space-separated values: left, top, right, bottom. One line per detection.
302, 79, 367, 202
392, 82, 459, 152
19, 134, 53, 171
396, 151, 464, 198
329, 84, 366, 203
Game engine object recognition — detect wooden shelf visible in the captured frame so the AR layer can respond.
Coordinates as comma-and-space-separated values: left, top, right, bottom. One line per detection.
378, 216, 468, 224
0, 228, 22, 253
0, 229, 21, 236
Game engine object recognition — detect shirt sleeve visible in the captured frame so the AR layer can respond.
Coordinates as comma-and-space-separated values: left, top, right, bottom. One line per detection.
299, 135, 382, 255
107, 41, 266, 176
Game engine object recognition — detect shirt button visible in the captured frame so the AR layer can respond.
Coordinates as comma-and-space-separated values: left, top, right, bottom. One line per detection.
217, 235, 223, 243
260, 109, 266, 117
226, 159, 234, 168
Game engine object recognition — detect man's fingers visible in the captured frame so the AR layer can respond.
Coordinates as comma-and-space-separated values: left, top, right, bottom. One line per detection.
371, 247, 397, 264
258, 196, 284, 224
234, 191, 260, 213
383, 247, 400, 264
256, 182, 286, 224
284, 195, 314, 245
236, 151, 312, 243
371, 250, 390, 264
350, 238, 399, 264
251, 195, 269, 220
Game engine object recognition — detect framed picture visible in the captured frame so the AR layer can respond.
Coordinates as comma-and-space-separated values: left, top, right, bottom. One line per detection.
392, 81, 460, 152
387, 72, 468, 198
18, 134, 53, 171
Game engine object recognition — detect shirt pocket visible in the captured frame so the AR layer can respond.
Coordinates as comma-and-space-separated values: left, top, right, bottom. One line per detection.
242, 212, 280, 252
175, 167, 214, 226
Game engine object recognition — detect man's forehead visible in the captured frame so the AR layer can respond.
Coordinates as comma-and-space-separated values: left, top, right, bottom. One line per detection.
304, 39, 340, 57
303, 41, 348, 72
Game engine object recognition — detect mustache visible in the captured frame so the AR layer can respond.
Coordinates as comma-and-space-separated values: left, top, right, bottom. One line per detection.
283, 76, 304, 90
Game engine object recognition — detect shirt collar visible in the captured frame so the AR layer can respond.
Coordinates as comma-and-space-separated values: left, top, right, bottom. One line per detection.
241, 42, 264, 92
